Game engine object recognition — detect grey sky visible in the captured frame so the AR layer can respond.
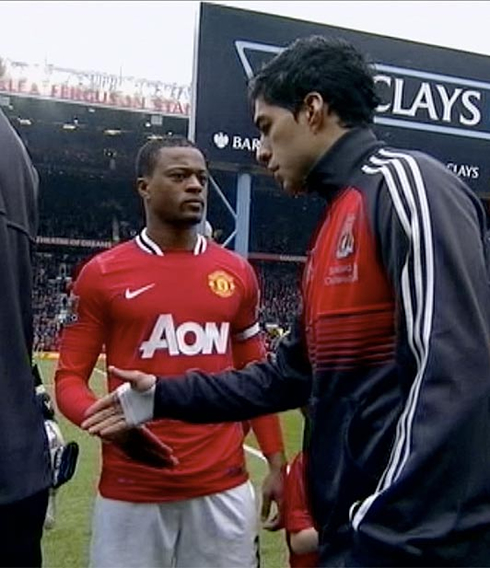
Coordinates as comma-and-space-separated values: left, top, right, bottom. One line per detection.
1, 1, 489, 84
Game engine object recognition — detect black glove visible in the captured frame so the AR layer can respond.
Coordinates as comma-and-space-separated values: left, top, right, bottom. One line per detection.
43, 420, 79, 530
33, 364, 55, 421
34, 364, 79, 489
44, 419, 79, 489
110, 427, 178, 469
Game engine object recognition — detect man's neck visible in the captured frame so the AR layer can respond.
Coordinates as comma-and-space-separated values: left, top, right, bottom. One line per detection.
145, 223, 198, 252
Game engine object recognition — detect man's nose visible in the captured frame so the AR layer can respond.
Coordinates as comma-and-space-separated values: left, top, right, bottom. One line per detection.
256, 144, 271, 167
186, 174, 204, 191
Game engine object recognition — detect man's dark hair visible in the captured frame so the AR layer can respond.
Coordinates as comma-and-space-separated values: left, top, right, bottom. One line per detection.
135, 135, 199, 178
249, 36, 381, 127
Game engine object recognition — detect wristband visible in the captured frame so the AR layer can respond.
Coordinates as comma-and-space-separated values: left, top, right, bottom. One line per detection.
116, 382, 155, 426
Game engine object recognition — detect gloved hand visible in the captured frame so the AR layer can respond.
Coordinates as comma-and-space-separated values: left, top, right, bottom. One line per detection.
33, 366, 79, 529
44, 419, 79, 489
43, 419, 79, 530
109, 426, 178, 468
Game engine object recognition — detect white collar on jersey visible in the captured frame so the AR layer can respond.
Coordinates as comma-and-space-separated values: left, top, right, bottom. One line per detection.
135, 228, 208, 256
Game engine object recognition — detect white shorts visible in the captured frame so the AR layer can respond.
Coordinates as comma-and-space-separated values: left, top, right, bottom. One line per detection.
89, 481, 258, 568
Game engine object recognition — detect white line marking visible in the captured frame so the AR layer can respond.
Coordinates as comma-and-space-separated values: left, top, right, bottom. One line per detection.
244, 444, 266, 462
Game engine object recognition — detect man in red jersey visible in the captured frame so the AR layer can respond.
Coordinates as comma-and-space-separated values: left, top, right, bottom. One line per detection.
55, 136, 285, 568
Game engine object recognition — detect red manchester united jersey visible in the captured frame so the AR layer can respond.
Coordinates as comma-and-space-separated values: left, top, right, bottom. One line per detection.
55, 230, 282, 502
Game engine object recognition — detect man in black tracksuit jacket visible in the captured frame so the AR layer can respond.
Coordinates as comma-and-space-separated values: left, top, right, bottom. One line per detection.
83, 37, 490, 566
0, 108, 51, 566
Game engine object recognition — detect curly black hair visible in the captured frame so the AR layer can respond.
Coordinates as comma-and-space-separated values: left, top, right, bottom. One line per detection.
135, 135, 199, 178
249, 36, 380, 127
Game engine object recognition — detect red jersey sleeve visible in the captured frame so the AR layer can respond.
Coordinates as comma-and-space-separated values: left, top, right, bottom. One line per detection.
285, 453, 315, 534
231, 258, 264, 366
232, 259, 284, 457
55, 257, 108, 426
249, 413, 285, 456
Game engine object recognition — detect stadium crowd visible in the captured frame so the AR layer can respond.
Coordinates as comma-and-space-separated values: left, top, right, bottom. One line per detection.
33, 250, 84, 352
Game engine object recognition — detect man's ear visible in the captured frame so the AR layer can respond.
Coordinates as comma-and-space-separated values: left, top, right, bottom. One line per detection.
136, 177, 150, 201
303, 92, 328, 133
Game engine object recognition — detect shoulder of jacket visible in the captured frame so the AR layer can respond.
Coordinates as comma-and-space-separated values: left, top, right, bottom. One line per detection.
358, 146, 454, 191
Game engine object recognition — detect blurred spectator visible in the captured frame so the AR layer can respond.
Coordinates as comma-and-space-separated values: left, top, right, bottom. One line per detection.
253, 261, 302, 330
32, 250, 102, 352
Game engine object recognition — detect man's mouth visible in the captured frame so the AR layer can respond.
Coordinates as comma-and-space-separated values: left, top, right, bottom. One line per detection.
183, 199, 204, 207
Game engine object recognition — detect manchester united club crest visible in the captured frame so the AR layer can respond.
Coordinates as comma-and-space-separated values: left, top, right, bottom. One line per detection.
208, 270, 236, 298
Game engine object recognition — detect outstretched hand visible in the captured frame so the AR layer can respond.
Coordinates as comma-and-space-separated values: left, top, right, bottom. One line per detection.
81, 366, 157, 436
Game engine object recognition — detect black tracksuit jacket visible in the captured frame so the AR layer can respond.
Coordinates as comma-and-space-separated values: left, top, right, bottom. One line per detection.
150, 128, 490, 567
0, 109, 51, 504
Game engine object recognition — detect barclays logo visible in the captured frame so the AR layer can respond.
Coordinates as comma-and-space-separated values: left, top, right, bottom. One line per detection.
375, 75, 481, 126
213, 131, 229, 149
212, 131, 260, 152
446, 162, 480, 179
373, 64, 490, 141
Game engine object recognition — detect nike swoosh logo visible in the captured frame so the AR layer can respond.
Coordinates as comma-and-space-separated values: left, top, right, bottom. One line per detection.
124, 283, 155, 300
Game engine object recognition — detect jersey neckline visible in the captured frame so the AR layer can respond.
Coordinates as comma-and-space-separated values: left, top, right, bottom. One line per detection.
134, 228, 208, 256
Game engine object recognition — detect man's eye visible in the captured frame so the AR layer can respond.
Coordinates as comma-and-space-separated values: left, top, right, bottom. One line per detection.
170, 173, 185, 181
199, 176, 209, 185
260, 123, 270, 135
